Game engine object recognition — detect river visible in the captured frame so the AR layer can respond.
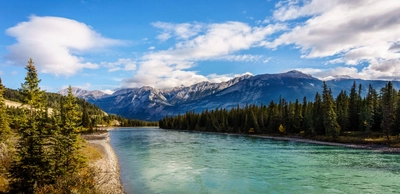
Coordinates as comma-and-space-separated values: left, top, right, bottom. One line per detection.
109, 127, 400, 194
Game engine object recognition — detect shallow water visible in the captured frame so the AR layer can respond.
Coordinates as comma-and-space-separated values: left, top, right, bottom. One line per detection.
109, 127, 400, 194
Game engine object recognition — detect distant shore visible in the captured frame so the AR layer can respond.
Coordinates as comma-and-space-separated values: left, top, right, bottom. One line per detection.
83, 130, 125, 194
164, 128, 400, 153
248, 134, 400, 153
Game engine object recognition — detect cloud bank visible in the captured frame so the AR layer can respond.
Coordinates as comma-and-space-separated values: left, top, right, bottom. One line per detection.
267, 0, 400, 80
5, 16, 122, 76
123, 21, 286, 88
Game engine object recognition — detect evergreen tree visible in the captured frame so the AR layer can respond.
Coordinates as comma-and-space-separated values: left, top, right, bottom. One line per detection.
10, 59, 50, 193
313, 92, 324, 135
349, 81, 360, 131
293, 99, 302, 133
336, 91, 349, 133
381, 82, 395, 142
0, 77, 12, 142
58, 86, 85, 176
81, 101, 90, 129
322, 82, 340, 138
394, 90, 400, 137
361, 84, 375, 136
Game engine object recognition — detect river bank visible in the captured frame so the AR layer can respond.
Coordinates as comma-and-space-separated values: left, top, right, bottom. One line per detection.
249, 134, 400, 153
83, 130, 125, 194
164, 128, 400, 153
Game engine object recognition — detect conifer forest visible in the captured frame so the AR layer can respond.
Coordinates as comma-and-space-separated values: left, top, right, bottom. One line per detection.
160, 81, 400, 143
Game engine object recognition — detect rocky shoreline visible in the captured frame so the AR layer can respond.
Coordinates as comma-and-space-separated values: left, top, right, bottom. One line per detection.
83, 132, 125, 194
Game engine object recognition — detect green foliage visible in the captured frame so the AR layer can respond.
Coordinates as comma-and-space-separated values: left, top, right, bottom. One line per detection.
349, 81, 361, 131
381, 81, 396, 142
322, 82, 340, 138
10, 59, 51, 193
0, 78, 12, 142
336, 91, 349, 133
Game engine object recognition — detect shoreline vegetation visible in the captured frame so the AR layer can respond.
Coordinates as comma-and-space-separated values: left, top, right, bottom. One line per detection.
250, 134, 400, 153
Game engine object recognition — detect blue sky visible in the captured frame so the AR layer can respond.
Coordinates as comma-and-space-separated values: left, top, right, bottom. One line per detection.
1, 0, 399, 93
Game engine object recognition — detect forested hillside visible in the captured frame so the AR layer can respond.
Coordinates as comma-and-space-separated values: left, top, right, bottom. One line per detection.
3, 84, 157, 129
0, 59, 156, 193
160, 81, 400, 144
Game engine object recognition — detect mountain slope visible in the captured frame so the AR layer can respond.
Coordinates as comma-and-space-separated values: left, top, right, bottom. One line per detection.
59, 87, 109, 101
61, 71, 400, 120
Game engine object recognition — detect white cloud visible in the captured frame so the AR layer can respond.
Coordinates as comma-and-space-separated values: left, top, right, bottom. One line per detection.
5, 16, 123, 76
152, 22, 203, 41
148, 46, 155, 50
122, 21, 285, 88
61, 82, 92, 91
101, 58, 136, 72
294, 67, 360, 79
211, 54, 264, 62
207, 72, 253, 83
101, 89, 114, 94
266, 0, 400, 80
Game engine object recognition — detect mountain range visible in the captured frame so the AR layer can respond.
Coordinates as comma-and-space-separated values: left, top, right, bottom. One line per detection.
59, 70, 400, 121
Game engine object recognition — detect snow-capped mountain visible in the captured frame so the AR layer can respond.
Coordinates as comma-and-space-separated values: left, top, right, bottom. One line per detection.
60, 71, 400, 120
58, 87, 109, 101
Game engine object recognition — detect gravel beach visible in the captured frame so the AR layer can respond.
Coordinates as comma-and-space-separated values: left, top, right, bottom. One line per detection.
85, 132, 125, 194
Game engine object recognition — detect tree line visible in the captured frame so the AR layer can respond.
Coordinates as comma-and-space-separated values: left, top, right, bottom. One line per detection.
159, 81, 400, 142
0, 59, 155, 193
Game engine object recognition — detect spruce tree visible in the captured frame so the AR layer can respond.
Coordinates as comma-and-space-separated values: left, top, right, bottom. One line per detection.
10, 59, 50, 193
336, 91, 349, 133
362, 84, 375, 136
313, 92, 324, 135
81, 101, 90, 129
58, 86, 85, 175
322, 82, 340, 138
393, 90, 400, 137
349, 81, 360, 131
381, 82, 395, 142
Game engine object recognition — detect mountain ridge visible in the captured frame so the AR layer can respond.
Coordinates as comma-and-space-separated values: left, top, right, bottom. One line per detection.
59, 71, 400, 120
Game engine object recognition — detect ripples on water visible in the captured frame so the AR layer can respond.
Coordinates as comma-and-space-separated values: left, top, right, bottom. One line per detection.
110, 128, 400, 194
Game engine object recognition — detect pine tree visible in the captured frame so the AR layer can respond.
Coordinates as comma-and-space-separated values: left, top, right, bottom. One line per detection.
81, 101, 90, 129
10, 59, 51, 193
293, 99, 302, 133
336, 91, 349, 133
393, 90, 400, 137
322, 82, 340, 138
58, 86, 85, 175
313, 92, 324, 135
349, 81, 360, 131
361, 84, 375, 136
381, 82, 395, 142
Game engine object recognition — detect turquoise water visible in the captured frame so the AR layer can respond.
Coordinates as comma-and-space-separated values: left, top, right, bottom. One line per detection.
109, 128, 400, 194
